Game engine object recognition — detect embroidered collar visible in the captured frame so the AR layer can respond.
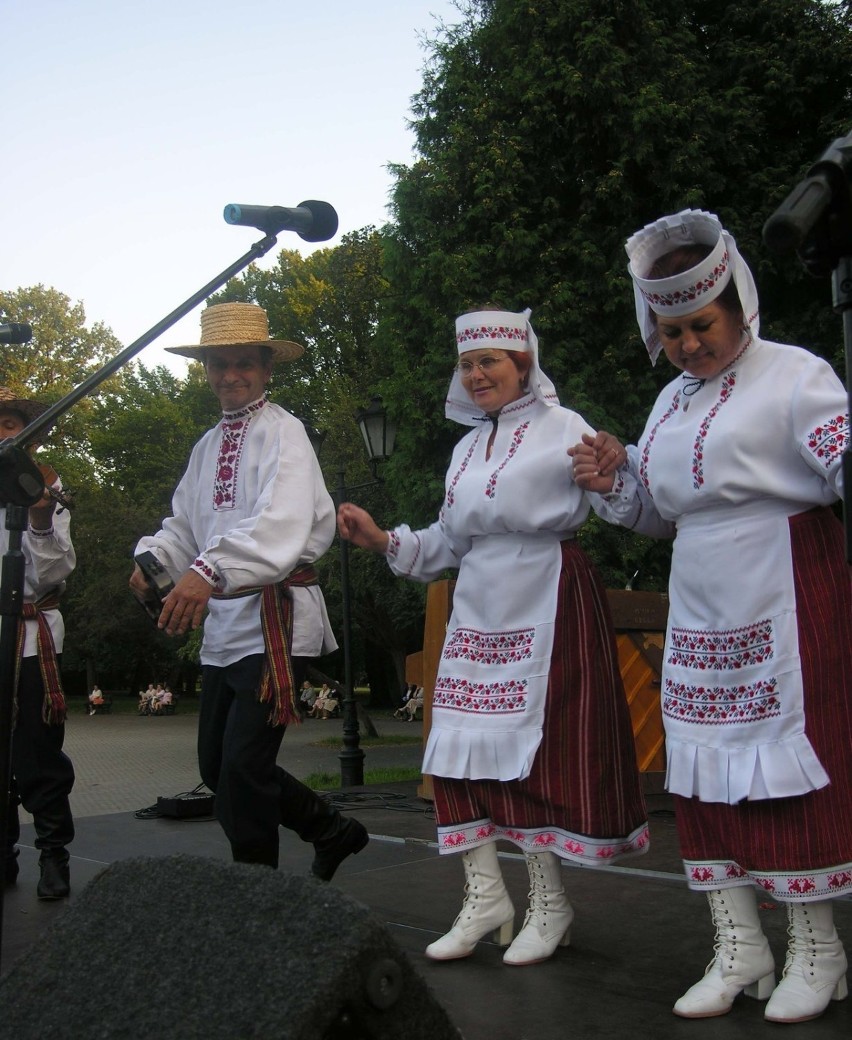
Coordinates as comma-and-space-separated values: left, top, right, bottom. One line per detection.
221, 395, 267, 422
472, 392, 537, 424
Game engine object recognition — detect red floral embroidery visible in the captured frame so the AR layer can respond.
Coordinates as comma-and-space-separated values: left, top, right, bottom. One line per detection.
692, 372, 736, 488
192, 558, 221, 586
639, 397, 681, 494
668, 620, 774, 670
563, 839, 587, 856
485, 421, 529, 498
640, 250, 729, 311
445, 434, 480, 509
806, 413, 849, 469
444, 627, 534, 665
433, 676, 528, 714
456, 322, 527, 346
213, 400, 265, 509
663, 677, 780, 725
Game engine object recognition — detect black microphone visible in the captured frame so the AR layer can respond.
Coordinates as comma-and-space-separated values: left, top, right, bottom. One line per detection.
0, 322, 33, 345
223, 200, 338, 242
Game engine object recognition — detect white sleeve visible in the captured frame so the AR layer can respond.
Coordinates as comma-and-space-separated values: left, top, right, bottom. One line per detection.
792, 354, 849, 498
588, 446, 676, 539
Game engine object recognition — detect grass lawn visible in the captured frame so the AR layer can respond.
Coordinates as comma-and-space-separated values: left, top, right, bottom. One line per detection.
305, 765, 423, 789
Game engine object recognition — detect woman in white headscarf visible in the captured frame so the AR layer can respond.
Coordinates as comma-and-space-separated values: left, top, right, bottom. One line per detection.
338, 307, 648, 967
571, 210, 851, 1023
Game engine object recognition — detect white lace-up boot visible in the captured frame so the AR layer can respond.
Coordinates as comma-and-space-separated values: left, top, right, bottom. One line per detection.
502, 851, 573, 966
764, 900, 848, 1023
425, 842, 515, 960
673, 887, 776, 1018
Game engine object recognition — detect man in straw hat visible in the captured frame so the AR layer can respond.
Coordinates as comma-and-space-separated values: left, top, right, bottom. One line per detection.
130, 302, 368, 879
0, 387, 77, 900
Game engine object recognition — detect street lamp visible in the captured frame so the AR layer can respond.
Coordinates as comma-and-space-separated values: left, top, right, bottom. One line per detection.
309, 396, 397, 787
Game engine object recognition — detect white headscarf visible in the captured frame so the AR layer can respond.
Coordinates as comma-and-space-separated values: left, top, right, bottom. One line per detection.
626, 209, 760, 365
445, 308, 560, 426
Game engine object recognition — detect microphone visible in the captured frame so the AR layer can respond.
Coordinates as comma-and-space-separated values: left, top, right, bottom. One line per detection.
0, 322, 33, 345
223, 200, 338, 242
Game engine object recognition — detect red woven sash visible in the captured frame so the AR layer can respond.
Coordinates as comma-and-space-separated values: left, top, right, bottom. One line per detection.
213, 564, 319, 727
16, 590, 65, 725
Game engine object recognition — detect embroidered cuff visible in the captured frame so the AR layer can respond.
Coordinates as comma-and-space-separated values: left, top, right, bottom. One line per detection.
602, 470, 627, 502
385, 531, 400, 558
191, 557, 223, 588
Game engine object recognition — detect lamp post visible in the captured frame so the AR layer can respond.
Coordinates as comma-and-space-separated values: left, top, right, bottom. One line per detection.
308, 397, 397, 787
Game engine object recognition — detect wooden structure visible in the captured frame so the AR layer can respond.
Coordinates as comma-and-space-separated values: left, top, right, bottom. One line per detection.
411, 580, 669, 801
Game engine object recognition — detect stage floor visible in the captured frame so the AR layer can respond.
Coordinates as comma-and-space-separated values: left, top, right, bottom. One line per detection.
2, 713, 850, 1039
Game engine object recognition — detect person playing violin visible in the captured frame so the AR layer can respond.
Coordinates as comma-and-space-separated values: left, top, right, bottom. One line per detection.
0, 387, 77, 900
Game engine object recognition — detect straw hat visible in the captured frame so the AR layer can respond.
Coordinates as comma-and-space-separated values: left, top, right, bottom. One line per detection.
165, 302, 304, 362
0, 386, 50, 423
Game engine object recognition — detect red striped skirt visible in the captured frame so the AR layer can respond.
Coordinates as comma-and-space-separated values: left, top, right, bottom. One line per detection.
433, 541, 649, 865
675, 507, 852, 901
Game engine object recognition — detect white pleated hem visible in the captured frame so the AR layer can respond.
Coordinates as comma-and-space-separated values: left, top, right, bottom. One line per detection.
665, 733, 831, 803
422, 726, 543, 782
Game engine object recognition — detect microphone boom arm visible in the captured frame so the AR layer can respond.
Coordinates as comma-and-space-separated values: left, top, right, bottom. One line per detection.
6, 230, 282, 457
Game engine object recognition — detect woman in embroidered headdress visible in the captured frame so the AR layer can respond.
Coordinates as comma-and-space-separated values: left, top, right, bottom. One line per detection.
338, 307, 648, 967
571, 210, 851, 1023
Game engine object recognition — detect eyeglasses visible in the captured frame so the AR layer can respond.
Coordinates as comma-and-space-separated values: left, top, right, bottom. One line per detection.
455, 355, 510, 377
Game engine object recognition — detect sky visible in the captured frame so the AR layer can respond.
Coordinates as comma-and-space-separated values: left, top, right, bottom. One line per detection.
2, 0, 461, 376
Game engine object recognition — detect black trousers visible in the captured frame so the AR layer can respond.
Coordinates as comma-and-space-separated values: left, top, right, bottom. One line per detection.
197, 654, 334, 867
5, 656, 75, 854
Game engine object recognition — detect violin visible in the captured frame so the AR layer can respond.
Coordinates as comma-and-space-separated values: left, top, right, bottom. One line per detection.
36, 462, 75, 513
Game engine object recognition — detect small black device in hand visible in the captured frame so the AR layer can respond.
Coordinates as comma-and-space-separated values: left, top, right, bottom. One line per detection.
134, 551, 175, 622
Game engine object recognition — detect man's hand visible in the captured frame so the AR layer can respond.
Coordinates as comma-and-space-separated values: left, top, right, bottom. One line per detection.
157, 571, 214, 636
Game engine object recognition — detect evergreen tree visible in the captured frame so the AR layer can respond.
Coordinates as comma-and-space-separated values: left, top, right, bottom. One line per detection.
383, 0, 852, 587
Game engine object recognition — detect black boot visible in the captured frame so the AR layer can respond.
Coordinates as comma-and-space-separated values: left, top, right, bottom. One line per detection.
277, 770, 369, 881
311, 816, 369, 882
229, 841, 279, 869
37, 848, 70, 900
4, 848, 19, 888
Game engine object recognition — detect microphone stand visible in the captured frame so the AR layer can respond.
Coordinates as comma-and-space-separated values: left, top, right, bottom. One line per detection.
762, 127, 852, 561
0, 229, 282, 971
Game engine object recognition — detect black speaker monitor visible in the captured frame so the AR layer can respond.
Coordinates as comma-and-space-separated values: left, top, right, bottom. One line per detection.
0, 855, 460, 1040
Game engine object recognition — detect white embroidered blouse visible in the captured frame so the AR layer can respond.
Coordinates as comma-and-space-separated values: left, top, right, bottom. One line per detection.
136, 397, 337, 667
591, 338, 849, 804
387, 393, 595, 781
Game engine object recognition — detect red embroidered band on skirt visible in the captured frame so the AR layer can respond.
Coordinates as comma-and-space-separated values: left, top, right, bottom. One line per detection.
433, 541, 649, 866
675, 507, 852, 901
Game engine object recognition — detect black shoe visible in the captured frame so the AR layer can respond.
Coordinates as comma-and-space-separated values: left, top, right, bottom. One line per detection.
311, 817, 369, 882
37, 849, 70, 900
4, 849, 19, 888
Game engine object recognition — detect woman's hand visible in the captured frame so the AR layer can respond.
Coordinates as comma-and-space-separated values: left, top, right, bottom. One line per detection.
568, 431, 627, 493
337, 502, 390, 554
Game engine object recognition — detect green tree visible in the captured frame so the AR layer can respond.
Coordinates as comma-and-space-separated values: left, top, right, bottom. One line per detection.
382, 0, 852, 588
0, 285, 124, 493
61, 363, 215, 694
